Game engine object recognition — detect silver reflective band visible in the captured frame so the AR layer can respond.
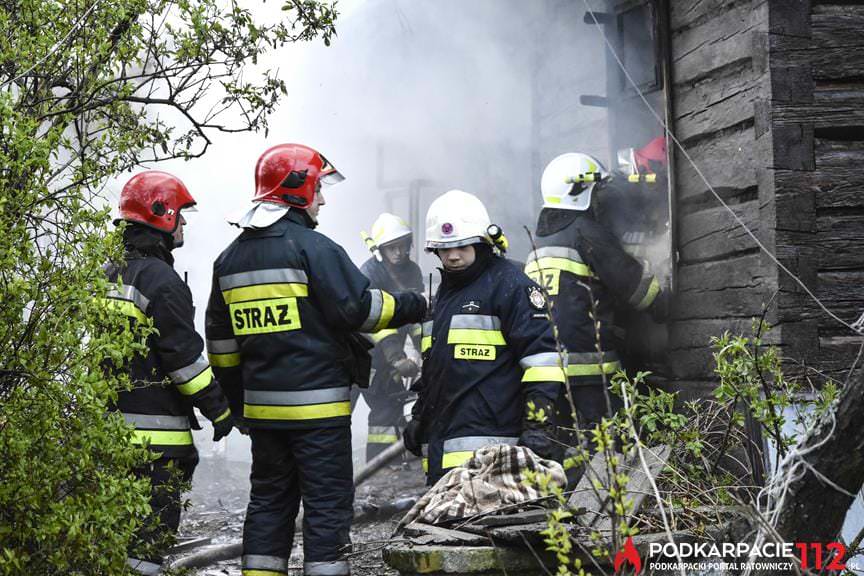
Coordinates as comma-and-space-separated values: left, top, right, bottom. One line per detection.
245, 387, 351, 406
527, 246, 585, 262
427, 235, 488, 249
360, 289, 384, 331
304, 560, 350, 575
519, 352, 564, 369
127, 557, 161, 575
218, 267, 308, 291
568, 351, 618, 364
108, 284, 150, 312
168, 354, 209, 384
422, 321, 433, 334
369, 425, 398, 435
122, 413, 190, 430
421, 443, 428, 457
442, 436, 519, 452
242, 554, 288, 572
449, 314, 501, 330
206, 338, 240, 354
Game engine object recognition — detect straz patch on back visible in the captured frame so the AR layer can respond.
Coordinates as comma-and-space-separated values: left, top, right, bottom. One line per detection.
454, 344, 496, 361
527, 268, 560, 296
230, 297, 301, 335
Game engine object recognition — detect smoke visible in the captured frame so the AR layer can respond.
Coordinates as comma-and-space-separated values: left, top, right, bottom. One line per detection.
112, 0, 674, 462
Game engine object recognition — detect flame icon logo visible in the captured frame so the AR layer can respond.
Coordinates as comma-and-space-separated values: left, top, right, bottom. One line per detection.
614, 537, 642, 575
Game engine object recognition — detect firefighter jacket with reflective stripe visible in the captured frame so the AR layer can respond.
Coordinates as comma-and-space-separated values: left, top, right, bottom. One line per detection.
360, 256, 424, 370
418, 255, 564, 479
102, 227, 231, 457
527, 209, 664, 377
206, 210, 426, 430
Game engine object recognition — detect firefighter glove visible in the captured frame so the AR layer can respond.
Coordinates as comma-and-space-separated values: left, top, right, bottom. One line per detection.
402, 419, 423, 457
393, 358, 420, 378
212, 413, 235, 442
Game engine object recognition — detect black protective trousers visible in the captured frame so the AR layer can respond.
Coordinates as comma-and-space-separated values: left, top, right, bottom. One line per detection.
128, 454, 198, 574
242, 427, 353, 576
361, 368, 406, 461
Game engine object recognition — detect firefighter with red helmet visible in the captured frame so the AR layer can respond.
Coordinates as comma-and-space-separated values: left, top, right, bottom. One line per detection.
103, 171, 234, 575
206, 144, 426, 576
525, 153, 668, 453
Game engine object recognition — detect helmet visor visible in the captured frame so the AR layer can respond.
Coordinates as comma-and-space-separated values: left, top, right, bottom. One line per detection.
319, 155, 345, 187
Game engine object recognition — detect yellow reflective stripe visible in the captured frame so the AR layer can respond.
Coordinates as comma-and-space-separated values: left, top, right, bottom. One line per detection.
447, 329, 506, 346
442, 451, 474, 469
176, 367, 212, 396
244, 401, 351, 421
525, 256, 593, 278
99, 298, 147, 322
210, 352, 241, 368
566, 361, 621, 377
636, 277, 661, 311
422, 458, 429, 472
367, 434, 399, 444
373, 291, 396, 332
369, 328, 398, 344
421, 336, 432, 352
522, 365, 567, 383
544, 196, 562, 204
222, 283, 308, 305
243, 571, 286, 576
214, 408, 232, 424
131, 430, 193, 446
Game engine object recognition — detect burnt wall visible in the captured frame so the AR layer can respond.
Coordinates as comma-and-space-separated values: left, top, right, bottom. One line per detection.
667, 0, 772, 396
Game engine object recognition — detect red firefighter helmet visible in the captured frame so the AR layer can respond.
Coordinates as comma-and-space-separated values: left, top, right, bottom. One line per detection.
254, 143, 344, 208
118, 171, 196, 233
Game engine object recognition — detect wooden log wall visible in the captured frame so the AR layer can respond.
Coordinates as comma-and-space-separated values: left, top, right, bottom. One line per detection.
764, 0, 864, 383
666, 0, 772, 398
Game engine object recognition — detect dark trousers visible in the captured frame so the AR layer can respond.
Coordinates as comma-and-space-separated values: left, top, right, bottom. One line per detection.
361, 369, 406, 460
243, 427, 354, 574
130, 454, 198, 568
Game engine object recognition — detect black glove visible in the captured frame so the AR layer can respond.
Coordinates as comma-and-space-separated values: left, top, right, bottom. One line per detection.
393, 358, 420, 379
518, 397, 559, 460
518, 428, 558, 461
402, 419, 423, 457
212, 413, 235, 442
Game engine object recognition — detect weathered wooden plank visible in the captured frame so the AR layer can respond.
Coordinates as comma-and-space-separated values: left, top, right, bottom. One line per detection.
675, 83, 761, 142
672, 286, 768, 321
813, 4, 864, 49
773, 98, 864, 128
674, 124, 759, 201
818, 336, 864, 375
772, 166, 864, 213
403, 523, 489, 546
666, 347, 718, 379
672, 28, 758, 86
673, 58, 757, 118
668, 318, 759, 351
471, 509, 550, 527
672, 0, 766, 69
770, 35, 864, 80
676, 251, 765, 292
816, 270, 864, 331
816, 138, 864, 168
670, 0, 760, 32
814, 213, 864, 270
678, 201, 760, 262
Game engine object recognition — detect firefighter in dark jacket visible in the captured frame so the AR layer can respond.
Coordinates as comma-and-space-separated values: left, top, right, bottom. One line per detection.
206, 144, 427, 576
104, 171, 234, 576
358, 213, 424, 459
402, 189, 565, 485
525, 152, 668, 445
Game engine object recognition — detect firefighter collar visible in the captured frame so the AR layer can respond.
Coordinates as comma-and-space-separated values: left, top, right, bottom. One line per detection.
227, 201, 290, 229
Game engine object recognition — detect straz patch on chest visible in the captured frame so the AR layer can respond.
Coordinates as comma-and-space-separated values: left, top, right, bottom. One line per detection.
230, 297, 301, 335
454, 344, 496, 361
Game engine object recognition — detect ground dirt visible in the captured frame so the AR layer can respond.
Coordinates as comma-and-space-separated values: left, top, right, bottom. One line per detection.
172, 453, 428, 575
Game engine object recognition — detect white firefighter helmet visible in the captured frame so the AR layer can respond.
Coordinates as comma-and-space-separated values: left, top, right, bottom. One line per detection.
425, 189, 493, 250
371, 212, 412, 248
541, 152, 608, 211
